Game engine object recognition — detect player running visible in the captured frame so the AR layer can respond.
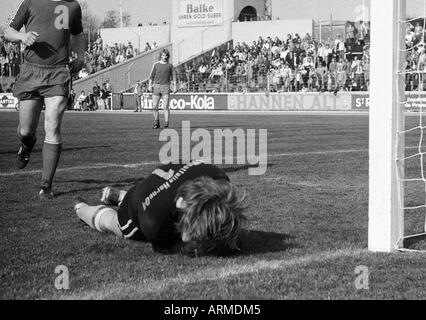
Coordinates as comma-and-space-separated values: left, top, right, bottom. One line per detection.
4, 0, 85, 200
149, 49, 176, 129
74, 161, 248, 257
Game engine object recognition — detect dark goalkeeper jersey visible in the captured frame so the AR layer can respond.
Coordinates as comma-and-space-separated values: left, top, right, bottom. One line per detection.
6, 0, 83, 66
118, 162, 229, 246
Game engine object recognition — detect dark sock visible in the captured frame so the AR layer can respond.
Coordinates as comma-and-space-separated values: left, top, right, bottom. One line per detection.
18, 133, 36, 152
41, 143, 62, 189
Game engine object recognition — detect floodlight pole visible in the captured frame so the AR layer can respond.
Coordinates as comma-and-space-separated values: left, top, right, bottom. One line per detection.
368, 0, 406, 252
120, 0, 123, 28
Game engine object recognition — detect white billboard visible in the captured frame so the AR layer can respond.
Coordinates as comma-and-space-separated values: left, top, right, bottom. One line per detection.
0, 93, 18, 110
176, 0, 224, 28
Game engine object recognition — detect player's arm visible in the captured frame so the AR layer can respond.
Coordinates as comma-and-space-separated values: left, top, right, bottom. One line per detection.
171, 66, 177, 93
4, 0, 38, 46
148, 63, 157, 92
4, 27, 38, 46
69, 3, 85, 74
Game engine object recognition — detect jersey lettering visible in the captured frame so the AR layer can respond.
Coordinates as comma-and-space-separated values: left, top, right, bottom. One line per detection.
54, 5, 70, 30
152, 169, 175, 180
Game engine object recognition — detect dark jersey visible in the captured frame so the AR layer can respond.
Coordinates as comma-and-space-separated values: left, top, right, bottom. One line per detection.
6, 0, 83, 66
118, 162, 229, 246
149, 62, 174, 85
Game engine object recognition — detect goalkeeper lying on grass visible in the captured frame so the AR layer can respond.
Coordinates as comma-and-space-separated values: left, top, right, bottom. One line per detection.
74, 161, 248, 257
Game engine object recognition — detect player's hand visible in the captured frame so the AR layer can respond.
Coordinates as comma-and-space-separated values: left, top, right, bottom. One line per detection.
20, 31, 39, 47
69, 59, 84, 74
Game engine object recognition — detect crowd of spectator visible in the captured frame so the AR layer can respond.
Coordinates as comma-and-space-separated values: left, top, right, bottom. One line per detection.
405, 21, 426, 91
74, 37, 159, 80
0, 37, 22, 79
70, 78, 114, 111
175, 21, 372, 93
137, 21, 169, 27
4, 20, 426, 95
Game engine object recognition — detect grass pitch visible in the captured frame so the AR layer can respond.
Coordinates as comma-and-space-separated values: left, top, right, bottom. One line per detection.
0, 110, 425, 300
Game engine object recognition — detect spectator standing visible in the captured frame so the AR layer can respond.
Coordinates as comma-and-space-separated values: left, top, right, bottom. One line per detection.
104, 79, 113, 109
144, 42, 152, 52
75, 90, 87, 111
406, 26, 416, 47
414, 22, 423, 43
328, 56, 338, 92
198, 63, 207, 91
363, 56, 370, 91
100, 84, 109, 110
92, 82, 101, 109
134, 80, 143, 112
351, 56, 364, 91
335, 34, 346, 61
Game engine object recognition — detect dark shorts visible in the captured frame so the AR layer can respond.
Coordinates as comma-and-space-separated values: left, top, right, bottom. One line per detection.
153, 83, 170, 97
13, 62, 71, 101
117, 189, 146, 242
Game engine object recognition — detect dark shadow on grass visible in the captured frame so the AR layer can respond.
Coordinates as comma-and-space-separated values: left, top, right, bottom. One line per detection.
403, 233, 426, 251
0, 145, 111, 155
239, 229, 298, 255
55, 177, 145, 196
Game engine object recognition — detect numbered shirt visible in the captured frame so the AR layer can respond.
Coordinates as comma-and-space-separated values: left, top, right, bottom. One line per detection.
118, 162, 229, 246
6, 0, 83, 66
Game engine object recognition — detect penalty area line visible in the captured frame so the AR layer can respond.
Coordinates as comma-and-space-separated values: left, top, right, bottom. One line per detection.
61, 248, 366, 300
0, 149, 368, 177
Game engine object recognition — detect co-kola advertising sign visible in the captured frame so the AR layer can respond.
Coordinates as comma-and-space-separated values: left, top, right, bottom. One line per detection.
141, 93, 228, 111
177, 0, 224, 27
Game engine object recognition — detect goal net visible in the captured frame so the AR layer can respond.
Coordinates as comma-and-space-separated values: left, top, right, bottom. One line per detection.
369, 0, 426, 252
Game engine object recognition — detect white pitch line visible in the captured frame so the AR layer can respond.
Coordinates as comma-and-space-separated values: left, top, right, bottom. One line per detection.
1, 145, 422, 178
0, 149, 368, 177
0, 161, 158, 177
61, 248, 366, 300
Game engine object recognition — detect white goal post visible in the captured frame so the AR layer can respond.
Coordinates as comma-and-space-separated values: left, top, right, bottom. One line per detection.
369, 0, 426, 253
368, 0, 406, 253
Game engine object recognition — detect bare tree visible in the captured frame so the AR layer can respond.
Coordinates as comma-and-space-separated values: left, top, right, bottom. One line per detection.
101, 10, 131, 28
79, 1, 100, 43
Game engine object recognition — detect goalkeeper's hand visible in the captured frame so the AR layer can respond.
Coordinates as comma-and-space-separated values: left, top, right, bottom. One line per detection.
69, 59, 84, 74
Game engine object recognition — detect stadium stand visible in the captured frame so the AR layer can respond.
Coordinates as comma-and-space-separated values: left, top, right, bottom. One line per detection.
2, 19, 426, 97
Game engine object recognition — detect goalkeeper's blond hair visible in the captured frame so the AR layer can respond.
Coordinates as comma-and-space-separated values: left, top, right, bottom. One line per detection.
175, 176, 248, 257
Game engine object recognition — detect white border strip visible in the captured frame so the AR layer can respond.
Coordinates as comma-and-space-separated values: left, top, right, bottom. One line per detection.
61, 248, 365, 300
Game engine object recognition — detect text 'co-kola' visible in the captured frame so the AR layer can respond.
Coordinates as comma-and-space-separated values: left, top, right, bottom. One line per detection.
143, 95, 215, 110
171, 95, 215, 110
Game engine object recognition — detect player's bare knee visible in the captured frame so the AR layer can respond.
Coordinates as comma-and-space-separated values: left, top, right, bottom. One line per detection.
44, 120, 63, 144
44, 130, 62, 145
17, 126, 35, 138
